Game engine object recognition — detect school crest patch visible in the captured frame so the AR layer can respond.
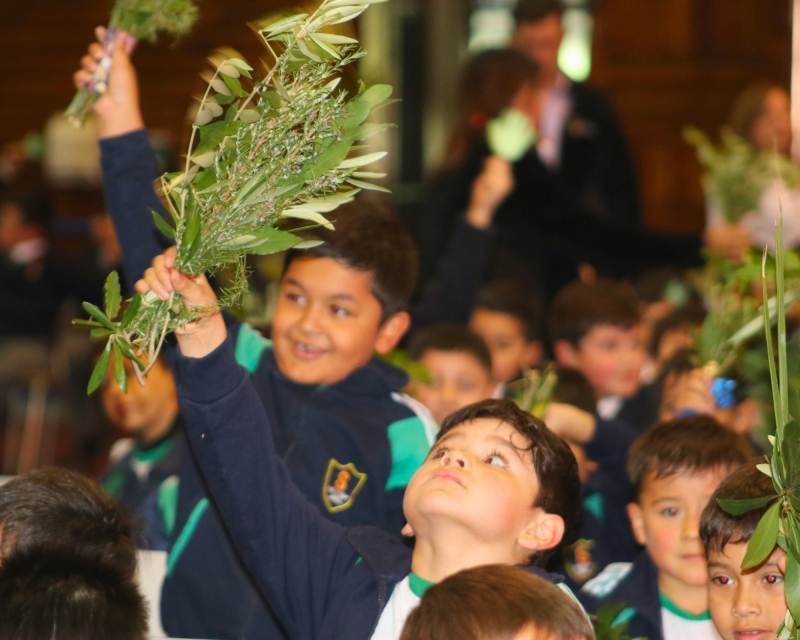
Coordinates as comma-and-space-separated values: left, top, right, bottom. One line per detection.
563, 538, 598, 585
322, 459, 367, 513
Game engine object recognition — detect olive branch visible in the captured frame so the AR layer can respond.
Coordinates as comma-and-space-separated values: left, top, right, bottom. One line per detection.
74, 0, 393, 393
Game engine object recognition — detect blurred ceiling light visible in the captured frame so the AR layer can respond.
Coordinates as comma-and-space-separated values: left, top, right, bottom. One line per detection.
559, 7, 593, 82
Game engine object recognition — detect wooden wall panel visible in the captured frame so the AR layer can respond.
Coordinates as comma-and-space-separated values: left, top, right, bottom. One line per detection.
590, 0, 793, 232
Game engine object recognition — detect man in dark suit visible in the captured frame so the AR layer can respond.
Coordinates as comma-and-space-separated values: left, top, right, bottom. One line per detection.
512, 0, 642, 232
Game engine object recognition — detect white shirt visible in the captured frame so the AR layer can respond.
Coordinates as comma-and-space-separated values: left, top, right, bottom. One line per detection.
662, 605, 722, 640
536, 74, 573, 169
370, 576, 420, 640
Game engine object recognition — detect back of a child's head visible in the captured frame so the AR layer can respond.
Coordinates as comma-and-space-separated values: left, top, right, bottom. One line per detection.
474, 281, 543, 343
0, 548, 147, 640
407, 324, 493, 376
700, 458, 775, 554
514, 0, 564, 24
438, 399, 581, 564
551, 367, 597, 415
400, 564, 593, 640
549, 279, 640, 348
284, 200, 418, 321
627, 415, 752, 499
0, 468, 138, 579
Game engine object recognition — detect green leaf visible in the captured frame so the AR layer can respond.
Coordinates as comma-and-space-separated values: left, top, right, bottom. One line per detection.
718, 495, 778, 515
182, 204, 202, 262
104, 271, 122, 320
246, 228, 304, 255
359, 83, 393, 109
742, 500, 781, 569
112, 341, 128, 394
194, 120, 243, 155
72, 319, 102, 328
116, 339, 146, 372
222, 74, 248, 98
783, 421, 800, 488
91, 328, 114, 338
344, 100, 370, 128
151, 209, 176, 240
121, 293, 142, 329
785, 552, 800, 623
82, 302, 116, 331
88, 342, 111, 394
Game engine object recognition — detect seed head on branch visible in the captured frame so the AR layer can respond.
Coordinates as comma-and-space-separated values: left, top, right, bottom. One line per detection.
74, 0, 393, 393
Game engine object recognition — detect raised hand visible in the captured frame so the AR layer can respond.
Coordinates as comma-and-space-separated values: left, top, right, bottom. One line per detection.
465, 156, 515, 230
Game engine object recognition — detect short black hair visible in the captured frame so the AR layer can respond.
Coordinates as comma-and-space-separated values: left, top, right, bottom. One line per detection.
5, 188, 53, 230
700, 458, 776, 554
549, 279, 640, 348
514, 0, 564, 24
438, 399, 581, 565
400, 564, 593, 640
407, 323, 493, 375
474, 281, 543, 342
0, 549, 148, 640
0, 468, 139, 580
551, 366, 597, 415
650, 308, 705, 358
627, 415, 752, 499
284, 200, 418, 322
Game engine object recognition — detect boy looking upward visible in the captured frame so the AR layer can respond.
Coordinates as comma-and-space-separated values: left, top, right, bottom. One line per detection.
76, 34, 435, 640
137, 248, 583, 640
407, 323, 496, 425
550, 279, 658, 431
700, 459, 787, 640
581, 415, 752, 640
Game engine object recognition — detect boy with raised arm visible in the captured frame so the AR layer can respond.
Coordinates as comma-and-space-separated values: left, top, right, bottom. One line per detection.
76, 33, 435, 640
135, 250, 584, 640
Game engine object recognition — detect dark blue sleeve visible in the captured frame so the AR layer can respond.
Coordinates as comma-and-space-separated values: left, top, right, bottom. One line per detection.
99, 129, 173, 292
584, 417, 637, 488
176, 334, 372, 639
410, 219, 492, 330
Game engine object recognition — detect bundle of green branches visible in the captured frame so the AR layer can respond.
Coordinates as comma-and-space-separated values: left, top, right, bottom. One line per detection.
684, 126, 800, 224
66, 0, 199, 127
508, 365, 558, 420
75, 0, 394, 393
717, 220, 800, 639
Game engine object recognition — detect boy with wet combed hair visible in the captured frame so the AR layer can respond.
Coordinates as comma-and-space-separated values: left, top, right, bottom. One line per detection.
0, 548, 148, 640
0, 468, 138, 579
136, 258, 585, 639
406, 323, 495, 425
581, 415, 753, 640
700, 459, 787, 640
550, 279, 658, 432
76, 35, 435, 640
400, 564, 593, 640
469, 281, 544, 386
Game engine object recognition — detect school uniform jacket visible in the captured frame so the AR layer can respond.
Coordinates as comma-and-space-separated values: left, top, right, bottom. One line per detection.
175, 333, 567, 640
99, 130, 437, 639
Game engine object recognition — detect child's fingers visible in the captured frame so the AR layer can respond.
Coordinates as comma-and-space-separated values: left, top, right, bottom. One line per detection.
73, 70, 92, 90
81, 54, 99, 74
89, 42, 105, 62
134, 277, 151, 294
95, 26, 107, 45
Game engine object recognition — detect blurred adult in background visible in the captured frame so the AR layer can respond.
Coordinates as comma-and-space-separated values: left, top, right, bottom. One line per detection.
704, 82, 800, 259
512, 0, 641, 231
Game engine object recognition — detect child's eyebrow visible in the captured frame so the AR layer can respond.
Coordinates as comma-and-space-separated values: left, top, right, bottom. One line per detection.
486, 434, 527, 461
284, 278, 307, 291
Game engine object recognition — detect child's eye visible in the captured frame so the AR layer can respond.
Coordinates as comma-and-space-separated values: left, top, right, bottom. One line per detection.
431, 447, 448, 460
661, 507, 679, 517
764, 574, 783, 585
287, 292, 305, 304
712, 576, 732, 586
485, 452, 509, 468
331, 305, 350, 317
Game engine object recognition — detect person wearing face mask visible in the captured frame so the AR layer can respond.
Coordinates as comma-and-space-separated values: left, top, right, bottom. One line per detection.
704, 82, 800, 259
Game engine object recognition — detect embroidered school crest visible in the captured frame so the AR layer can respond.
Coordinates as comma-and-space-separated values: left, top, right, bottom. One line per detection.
563, 538, 598, 584
322, 459, 367, 513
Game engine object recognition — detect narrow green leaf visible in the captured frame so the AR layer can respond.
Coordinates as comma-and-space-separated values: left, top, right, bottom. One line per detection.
104, 271, 122, 320
763, 252, 782, 439
121, 293, 142, 329
72, 319, 102, 328
717, 495, 778, 516
194, 120, 243, 155
359, 83, 393, 108
182, 201, 202, 262
91, 328, 114, 338
116, 339, 146, 372
785, 552, 800, 623
246, 228, 304, 255
222, 74, 248, 98
742, 500, 781, 569
151, 210, 176, 240
82, 302, 116, 331
784, 421, 800, 488
777, 216, 789, 430
112, 341, 128, 394
88, 342, 111, 394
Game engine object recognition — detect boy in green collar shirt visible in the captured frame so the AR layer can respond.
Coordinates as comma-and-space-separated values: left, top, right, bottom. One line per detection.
135, 254, 584, 640
580, 415, 752, 640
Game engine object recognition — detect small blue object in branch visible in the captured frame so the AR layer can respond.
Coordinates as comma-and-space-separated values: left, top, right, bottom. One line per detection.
711, 377, 737, 409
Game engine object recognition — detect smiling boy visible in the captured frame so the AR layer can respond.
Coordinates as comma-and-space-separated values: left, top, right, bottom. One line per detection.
581, 415, 752, 640
134, 254, 582, 639
700, 459, 787, 640
77, 34, 436, 640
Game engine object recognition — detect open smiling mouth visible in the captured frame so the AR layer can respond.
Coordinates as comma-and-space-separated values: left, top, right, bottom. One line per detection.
292, 341, 327, 359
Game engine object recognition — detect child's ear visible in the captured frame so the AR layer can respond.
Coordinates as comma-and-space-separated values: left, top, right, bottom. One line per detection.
627, 502, 647, 546
401, 523, 415, 538
728, 399, 759, 436
553, 339, 579, 368
518, 512, 565, 555
375, 312, 411, 354
521, 340, 543, 369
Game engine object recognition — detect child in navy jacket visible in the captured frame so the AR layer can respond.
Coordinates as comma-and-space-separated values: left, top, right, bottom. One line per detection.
137, 253, 584, 640
77, 34, 434, 639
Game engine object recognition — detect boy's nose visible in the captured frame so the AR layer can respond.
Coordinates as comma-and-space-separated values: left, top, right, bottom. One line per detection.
297, 305, 324, 333
441, 450, 467, 468
732, 584, 760, 617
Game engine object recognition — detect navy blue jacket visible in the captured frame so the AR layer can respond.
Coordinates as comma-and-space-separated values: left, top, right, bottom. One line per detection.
176, 333, 566, 640
100, 130, 436, 639
580, 551, 663, 640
